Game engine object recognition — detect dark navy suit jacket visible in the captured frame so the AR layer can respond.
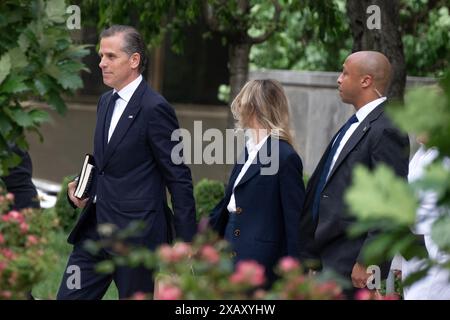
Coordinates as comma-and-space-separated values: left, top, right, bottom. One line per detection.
209, 137, 306, 280
1, 145, 40, 210
68, 79, 197, 248
300, 102, 410, 279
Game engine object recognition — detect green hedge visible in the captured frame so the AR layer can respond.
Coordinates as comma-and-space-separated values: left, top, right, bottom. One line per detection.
54, 175, 81, 233
194, 178, 225, 222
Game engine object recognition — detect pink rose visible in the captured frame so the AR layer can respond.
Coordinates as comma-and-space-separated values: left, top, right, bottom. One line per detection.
6, 193, 14, 202
155, 283, 182, 300
172, 242, 191, 261
354, 289, 373, 300
9, 210, 23, 222
200, 245, 220, 264
158, 244, 174, 263
278, 256, 300, 273
20, 222, 29, 234
130, 291, 148, 300
230, 260, 265, 287
1, 248, 16, 260
0, 291, 12, 299
27, 235, 39, 246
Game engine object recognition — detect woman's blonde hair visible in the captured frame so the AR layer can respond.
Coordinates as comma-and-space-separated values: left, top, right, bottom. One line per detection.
230, 79, 295, 146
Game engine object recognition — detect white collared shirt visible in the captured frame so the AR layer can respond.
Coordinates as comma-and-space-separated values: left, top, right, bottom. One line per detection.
108, 74, 143, 142
226, 131, 269, 213
326, 97, 387, 180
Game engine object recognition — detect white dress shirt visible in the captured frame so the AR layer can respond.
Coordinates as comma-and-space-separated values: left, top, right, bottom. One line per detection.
326, 97, 387, 180
108, 74, 143, 142
226, 131, 269, 213
93, 74, 143, 203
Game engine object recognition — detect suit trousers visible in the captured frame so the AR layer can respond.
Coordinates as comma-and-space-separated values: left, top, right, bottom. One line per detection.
56, 207, 154, 300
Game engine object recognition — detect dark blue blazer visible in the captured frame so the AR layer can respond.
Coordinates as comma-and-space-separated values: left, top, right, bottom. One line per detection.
1, 145, 40, 210
68, 79, 197, 248
209, 137, 305, 279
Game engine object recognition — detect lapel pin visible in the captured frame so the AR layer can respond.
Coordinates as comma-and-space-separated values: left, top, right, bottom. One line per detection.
128, 115, 134, 119
363, 126, 367, 132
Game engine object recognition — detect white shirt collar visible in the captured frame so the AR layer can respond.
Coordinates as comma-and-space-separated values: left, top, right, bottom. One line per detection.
355, 97, 387, 122
113, 74, 143, 103
245, 130, 269, 154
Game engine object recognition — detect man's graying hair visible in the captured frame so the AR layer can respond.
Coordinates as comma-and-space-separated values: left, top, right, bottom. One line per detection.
100, 25, 147, 73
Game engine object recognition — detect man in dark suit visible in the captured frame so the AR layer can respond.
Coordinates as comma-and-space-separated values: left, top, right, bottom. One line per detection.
57, 25, 197, 299
299, 51, 410, 298
1, 145, 40, 210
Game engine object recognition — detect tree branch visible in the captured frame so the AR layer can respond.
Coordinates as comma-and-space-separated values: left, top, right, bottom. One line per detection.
248, 0, 282, 45
202, 0, 234, 37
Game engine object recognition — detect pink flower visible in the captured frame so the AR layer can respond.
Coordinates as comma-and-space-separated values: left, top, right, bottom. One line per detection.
6, 193, 14, 202
130, 291, 148, 300
0, 233, 5, 245
0, 261, 7, 272
200, 245, 220, 264
1, 215, 10, 222
172, 242, 191, 261
230, 260, 266, 287
8, 271, 18, 286
1, 248, 16, 260
354, 289, 373, 300
278, 256, 300, 273
315, 281, 342, 298
158, 244, 174, 263
0, 291, 12, 299
9, 210, 24, 222
20, 222, 29, 234
155, 283, 182, 300
27, 235, 39, 246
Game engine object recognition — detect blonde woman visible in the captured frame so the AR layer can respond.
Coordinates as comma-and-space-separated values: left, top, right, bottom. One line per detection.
209, 79, 306, 285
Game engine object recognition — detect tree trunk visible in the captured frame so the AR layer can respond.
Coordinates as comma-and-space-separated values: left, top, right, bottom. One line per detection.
227, 42, 251, 128
346, 0, 406, 101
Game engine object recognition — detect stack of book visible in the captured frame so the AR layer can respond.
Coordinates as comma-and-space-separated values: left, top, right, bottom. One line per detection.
74, 154, 95, 199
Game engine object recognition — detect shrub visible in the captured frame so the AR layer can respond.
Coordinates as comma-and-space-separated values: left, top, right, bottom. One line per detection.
194, 179, 224, 221
0, 187, 58, 299
54, 175, 80, 233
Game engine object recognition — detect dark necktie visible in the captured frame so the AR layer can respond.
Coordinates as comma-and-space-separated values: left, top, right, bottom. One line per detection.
312, 114, 359, 220
104, 92, 120, 148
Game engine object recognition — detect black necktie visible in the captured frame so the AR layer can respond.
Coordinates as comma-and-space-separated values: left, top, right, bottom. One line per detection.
312, 114, 359, 220
104, 92, 120, 148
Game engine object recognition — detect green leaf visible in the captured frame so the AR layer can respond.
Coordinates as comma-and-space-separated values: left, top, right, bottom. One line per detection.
29, 109, 49, 124
45, 0, 67, 23
345, 165, 418, 225
18, 32, 30, 51
0, 53, 11, 85
57, 71, 83, 90
431, 215, 450, 252
6, 107, 34, 127
0, 74, 28, 94
0, 115, 13, 137
95, 260, 115, 274
48, 92, 67, 114
8, 47, 28, 69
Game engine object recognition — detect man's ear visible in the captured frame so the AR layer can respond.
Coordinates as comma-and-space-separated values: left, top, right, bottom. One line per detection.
129, 53, 140, 70
360, 75, 373, 88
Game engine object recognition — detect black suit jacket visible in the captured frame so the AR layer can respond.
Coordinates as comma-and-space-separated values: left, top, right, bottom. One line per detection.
68, 78, 197, 247
300, 102, 410, 279
210, 137, 306, 281
1, 146, 40, 210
